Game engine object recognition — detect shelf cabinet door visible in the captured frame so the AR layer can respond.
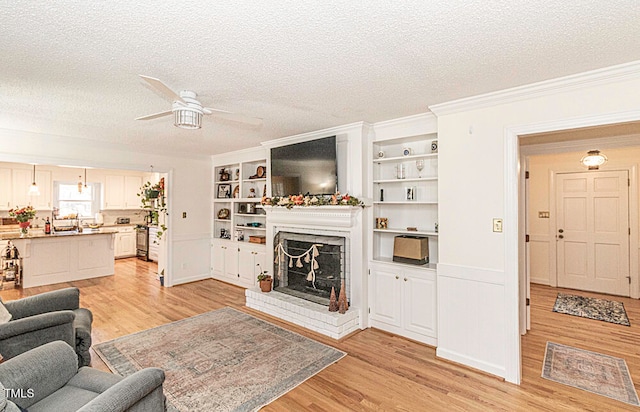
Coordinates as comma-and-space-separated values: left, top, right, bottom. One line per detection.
237, 244, 266, 287
369, 266, 402, 328
212, 242, 226, 275
402, 271, 437, 338
224, 244, 238, 279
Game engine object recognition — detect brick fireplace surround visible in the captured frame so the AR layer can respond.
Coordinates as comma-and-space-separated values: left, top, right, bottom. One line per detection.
245, 206, 364, 339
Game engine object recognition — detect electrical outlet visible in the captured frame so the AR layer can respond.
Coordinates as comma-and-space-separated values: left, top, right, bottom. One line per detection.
182, 212, 187, 218
493, 218, 503, 233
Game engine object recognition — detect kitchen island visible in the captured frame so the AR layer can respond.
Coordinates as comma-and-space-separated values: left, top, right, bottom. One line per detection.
5, 229, 118, 288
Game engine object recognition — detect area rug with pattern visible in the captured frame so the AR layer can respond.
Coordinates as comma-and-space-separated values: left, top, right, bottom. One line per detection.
552, 292, 630, 326
94, 307, 346, 412
542, 342, 639, 406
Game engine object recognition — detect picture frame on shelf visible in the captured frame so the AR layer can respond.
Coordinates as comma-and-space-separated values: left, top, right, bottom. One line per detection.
232, 185, 240, 198
405, 186, 416, 201
218, 184, 231, 198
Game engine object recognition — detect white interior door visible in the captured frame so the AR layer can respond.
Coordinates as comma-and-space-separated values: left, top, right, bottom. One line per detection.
556, 170, 630, 296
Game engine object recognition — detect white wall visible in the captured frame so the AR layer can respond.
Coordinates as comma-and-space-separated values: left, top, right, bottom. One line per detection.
431, 62, 640, 383
0, 130, 212, 286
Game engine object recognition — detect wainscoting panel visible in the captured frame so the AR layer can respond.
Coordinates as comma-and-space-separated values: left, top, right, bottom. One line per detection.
437, 263, 507, 378
171, 233, 212, 286
530, 235, 551, 285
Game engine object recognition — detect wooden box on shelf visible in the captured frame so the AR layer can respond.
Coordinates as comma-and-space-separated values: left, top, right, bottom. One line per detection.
249, 235, 266, 244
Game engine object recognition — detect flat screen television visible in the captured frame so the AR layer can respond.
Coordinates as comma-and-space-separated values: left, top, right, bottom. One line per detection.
270, 136, 337, 197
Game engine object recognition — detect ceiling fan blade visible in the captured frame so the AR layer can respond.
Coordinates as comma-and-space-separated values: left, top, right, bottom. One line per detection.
136, 110, 173, 121
139, 75, 185, 104
205, 108, 263, 126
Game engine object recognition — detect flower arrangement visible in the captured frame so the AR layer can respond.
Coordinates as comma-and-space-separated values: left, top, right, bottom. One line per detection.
260, 192, 364, 209
9, 206, 37, 223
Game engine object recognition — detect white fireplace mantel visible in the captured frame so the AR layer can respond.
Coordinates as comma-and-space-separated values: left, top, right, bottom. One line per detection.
263, 206, 363, 229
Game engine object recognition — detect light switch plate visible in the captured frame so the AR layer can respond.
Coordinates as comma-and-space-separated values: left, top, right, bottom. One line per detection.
493, 218, 503, 232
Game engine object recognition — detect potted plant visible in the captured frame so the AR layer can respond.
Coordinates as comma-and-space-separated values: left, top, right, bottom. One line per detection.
256, 264, 272, 292
138, 178, 168, 242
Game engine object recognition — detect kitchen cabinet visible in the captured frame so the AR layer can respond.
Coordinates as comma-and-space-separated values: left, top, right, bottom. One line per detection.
211, 239, 262, 288
114, 226, 136, 258
31, 170, 52, 210
369, 261, 437, 346
0, 167, 52, 211
104, 175, 142, 210
11, 168, 31, 209
0, 168, 11, 210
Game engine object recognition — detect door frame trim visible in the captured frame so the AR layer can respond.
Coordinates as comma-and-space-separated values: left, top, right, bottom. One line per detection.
506, 109, 640, 385
550, 166, 637, 298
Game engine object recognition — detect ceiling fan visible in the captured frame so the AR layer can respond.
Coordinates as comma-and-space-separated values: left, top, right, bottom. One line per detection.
136, 75, 262, 130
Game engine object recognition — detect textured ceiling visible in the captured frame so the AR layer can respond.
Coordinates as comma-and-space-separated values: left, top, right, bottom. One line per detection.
2, 1, 640, 158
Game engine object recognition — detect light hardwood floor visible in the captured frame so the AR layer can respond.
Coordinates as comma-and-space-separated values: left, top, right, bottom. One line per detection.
3, 258, 640, 411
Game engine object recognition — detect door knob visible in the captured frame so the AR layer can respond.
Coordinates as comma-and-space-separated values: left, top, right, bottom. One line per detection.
558, 234, 564, 239
558, 229, 564, 233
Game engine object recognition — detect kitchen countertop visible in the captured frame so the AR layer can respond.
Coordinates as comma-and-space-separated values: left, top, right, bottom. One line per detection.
1, 228, 119, 240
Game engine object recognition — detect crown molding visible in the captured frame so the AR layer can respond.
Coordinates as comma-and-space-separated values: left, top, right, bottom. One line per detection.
429, 60, 640, 116
260, 121, 369, 149
372, 112, 437, 141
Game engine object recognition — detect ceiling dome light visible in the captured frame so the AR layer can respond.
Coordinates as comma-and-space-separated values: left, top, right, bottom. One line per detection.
580, 150, 608, 170
174, 108, 202, 129
173, 91, 203, 129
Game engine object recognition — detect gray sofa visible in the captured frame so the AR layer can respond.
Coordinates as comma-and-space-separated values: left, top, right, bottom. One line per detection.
0, 341, 166, 412
0, 287, 93, 367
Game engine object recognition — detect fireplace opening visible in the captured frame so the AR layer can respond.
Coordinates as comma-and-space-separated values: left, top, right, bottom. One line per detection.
273, 231, 347, 306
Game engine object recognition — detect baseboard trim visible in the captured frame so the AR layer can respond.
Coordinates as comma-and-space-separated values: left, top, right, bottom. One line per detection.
436, 347, 506, 379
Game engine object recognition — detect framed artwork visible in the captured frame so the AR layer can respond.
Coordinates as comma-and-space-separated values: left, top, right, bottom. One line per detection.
218, 184, 231, 198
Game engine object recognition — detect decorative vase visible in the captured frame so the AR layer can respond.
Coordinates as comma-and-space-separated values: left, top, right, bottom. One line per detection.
19, 221, 30, 237
259, 278, 272, 292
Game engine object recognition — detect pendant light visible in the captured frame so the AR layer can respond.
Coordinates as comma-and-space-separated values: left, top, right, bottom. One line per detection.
28, 164, 40, 196
580, 150, 608, 170
77, 169, 88, 193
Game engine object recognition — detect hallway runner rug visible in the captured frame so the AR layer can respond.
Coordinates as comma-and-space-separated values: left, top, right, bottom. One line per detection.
94, 307, 346, 412
552, 293, 630, 326
542, 342, 639, 406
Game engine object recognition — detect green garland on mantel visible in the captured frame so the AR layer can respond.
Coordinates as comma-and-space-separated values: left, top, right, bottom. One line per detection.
261, 193, 364, 209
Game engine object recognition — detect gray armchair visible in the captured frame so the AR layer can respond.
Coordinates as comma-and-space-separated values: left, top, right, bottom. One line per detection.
0, 341, 166, 412
0, 287, 93, 366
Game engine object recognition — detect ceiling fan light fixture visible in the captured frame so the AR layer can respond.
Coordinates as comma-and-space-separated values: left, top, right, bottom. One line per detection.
581, 150, 608, 170
174, 108, 202, 129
